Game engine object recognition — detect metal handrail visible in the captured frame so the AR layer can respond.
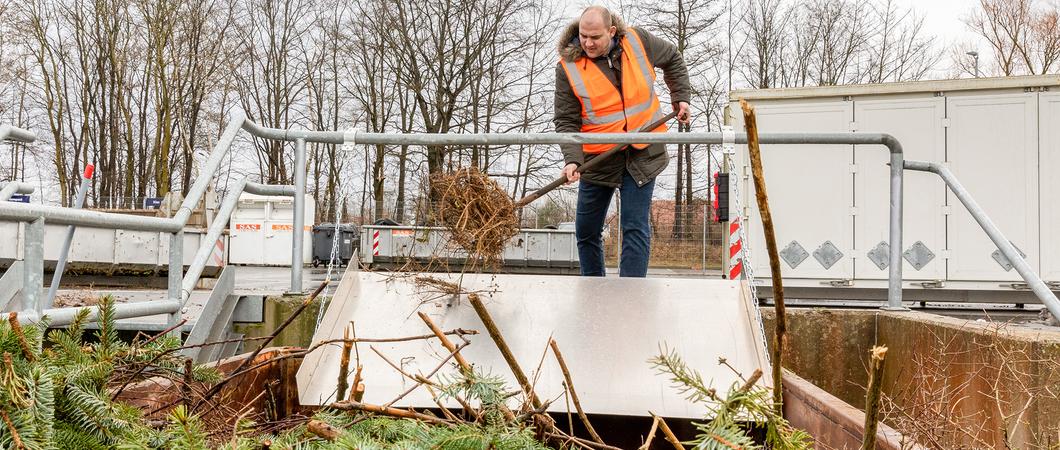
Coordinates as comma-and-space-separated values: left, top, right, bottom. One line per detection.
15, 181, 295, 326
905, 160, 1060, 322
0, 182, 35, 201
1, 118, 910, 324
0, 124, 36, 143
346, 129, 906, 309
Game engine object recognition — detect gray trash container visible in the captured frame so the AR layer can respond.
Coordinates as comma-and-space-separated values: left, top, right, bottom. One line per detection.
311, 223, 359, 267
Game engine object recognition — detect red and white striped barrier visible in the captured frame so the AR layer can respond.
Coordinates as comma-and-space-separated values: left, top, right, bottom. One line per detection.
728, 217, 743, 280
212, 238, 226, 267
372, 230, 380, 256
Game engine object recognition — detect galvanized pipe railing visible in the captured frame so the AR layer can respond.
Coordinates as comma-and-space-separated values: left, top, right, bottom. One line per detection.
1, 125, 38, 201
177, 181, 295, 305
17, 180, 296, 326
240, 119, 339, 293
347, 130, 907, 310
905, 160, 1060, 321
0, 124, 36, 143
0, 182, 36, 201
2, 119, 910, 317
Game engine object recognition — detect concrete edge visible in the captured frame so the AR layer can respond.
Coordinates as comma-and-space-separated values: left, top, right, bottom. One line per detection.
783, 370, 925, 450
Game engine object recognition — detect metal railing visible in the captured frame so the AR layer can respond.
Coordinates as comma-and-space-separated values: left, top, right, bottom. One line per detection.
4, 116, 1057, 328
0, 117, 307, 332
347, 130, 908, 309
904, 160, 1060, 322
0, 124, 37, 202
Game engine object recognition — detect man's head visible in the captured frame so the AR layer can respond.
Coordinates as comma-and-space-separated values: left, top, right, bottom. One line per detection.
578, 6, 617, 59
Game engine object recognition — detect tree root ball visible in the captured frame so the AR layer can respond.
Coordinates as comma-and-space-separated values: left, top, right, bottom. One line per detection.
432, 168, 519, 266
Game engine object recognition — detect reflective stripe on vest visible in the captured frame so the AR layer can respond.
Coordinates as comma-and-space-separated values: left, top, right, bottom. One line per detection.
560, 28, 667, 154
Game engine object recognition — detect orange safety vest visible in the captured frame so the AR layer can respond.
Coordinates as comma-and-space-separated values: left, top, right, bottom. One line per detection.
559, 28, 668, 154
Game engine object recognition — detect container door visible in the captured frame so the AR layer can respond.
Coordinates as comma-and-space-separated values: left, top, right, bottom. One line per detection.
732, 100, 854, 281
946, 93, 1039, 282
853, 97, 946, 281
230, 198, 266, 265
265, 199, 295, 266
1040, 92, 1060, 282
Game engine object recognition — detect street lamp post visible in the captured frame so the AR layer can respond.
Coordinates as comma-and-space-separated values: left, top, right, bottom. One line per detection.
966, 51, 980, 78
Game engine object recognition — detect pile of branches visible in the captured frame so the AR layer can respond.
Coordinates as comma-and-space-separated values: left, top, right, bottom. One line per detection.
0, 296, 223, 449
432, 168, 519, 267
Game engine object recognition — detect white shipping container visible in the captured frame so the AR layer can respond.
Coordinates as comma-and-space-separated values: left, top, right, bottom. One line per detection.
726, 75, 1060, 303
228, 193, 314, 266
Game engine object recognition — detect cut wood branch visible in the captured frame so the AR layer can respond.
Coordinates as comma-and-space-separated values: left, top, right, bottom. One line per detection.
330, 400, 450, 425
740, 98, 786, 415
653, 413, 686, 450
861, 345, 889, 450
415, 312, 495, 421
468, 293, 542, 410
336, 326, 352, 401
737, 368, 764, 395
307, 419, 341, 441
7, 312, 35, 362
0, 409, 24, 450
551, 338, 605, 445
639, 415, 661, 450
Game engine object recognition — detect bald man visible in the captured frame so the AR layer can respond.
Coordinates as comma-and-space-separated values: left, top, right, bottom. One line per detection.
554, 6, 690, 278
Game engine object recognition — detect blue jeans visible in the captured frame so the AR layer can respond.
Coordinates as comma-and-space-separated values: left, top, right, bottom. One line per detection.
575, 171, 655, 277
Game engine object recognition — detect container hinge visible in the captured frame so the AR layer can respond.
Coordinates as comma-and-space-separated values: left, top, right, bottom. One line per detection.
1001, 282, 1031, 290
823, 279, 854, 287
915, 280, 945, 289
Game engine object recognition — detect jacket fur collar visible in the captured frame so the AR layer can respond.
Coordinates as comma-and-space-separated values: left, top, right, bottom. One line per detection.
557, 14, 629, 62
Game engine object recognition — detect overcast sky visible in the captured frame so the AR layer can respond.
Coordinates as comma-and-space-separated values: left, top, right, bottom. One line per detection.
563, 0, 990, 77
894, 0, 981, 46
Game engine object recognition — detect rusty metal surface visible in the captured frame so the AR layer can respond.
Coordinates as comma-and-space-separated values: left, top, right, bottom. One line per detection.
118, 346, 304, 417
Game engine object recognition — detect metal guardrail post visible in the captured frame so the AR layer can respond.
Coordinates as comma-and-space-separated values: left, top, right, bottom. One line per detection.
46, 165, 94, 306
885, 141, 906, 310
24, 218, 45, 315
905, 160, 1060, 322
292, 138, 307, 293
168, 231, 184, 332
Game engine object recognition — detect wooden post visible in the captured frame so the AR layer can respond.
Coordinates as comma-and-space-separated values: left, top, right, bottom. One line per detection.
740, 98, 787, 415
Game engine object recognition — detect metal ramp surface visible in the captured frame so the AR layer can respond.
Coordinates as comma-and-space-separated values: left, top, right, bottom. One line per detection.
297, 266, 770, 418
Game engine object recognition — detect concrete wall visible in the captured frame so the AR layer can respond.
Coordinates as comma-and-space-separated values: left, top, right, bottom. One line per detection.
763, 308, 1060, 448
234, 294, 325, 351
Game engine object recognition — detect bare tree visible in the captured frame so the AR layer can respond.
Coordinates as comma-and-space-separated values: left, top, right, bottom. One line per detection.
628, 0, 724, 239
378, 0, 529, 203
236, 0, 312, 184
961, 0, 1060, 75
863, 0, 938, 83
739, 0, 791, 88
